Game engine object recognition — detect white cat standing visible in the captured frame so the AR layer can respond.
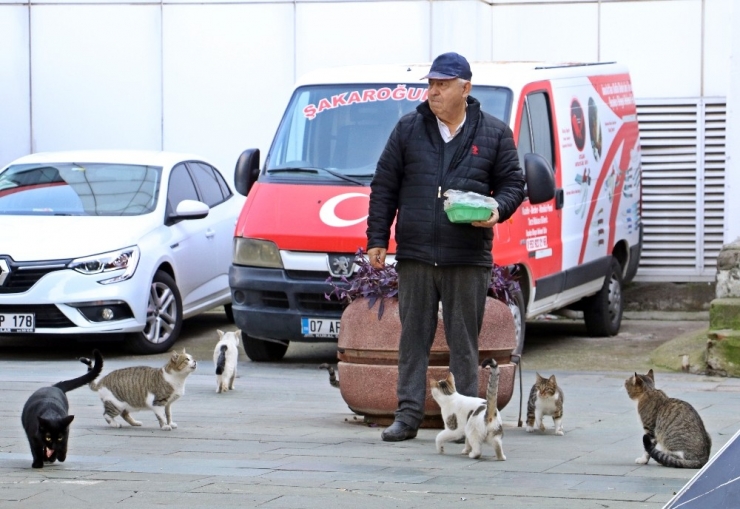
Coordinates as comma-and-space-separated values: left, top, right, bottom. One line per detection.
85, 349, 197, 431
213, 329, 241, 393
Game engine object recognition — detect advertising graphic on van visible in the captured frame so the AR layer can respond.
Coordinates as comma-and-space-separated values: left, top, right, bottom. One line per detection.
230, 61, 642, 363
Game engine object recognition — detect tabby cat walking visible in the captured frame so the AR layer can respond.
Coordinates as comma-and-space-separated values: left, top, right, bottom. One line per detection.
21, 350, 103, 468
526, 373, 565, 435
625, 369, 711, 468
86, 349, 196, 430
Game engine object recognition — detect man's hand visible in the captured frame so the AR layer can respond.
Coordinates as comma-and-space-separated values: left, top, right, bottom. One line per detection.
367, 247, 387, 269
471, 209, 500, 228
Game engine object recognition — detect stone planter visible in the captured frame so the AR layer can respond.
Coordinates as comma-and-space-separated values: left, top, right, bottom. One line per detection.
336, 296, 517, 427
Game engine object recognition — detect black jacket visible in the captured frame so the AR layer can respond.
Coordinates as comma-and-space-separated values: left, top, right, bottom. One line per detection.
367, 96, 526, 267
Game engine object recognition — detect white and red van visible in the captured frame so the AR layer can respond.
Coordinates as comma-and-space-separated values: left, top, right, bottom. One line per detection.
229, 61, 642, 362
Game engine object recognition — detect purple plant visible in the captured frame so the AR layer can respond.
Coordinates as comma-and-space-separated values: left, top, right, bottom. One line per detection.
326, 248, 520, 320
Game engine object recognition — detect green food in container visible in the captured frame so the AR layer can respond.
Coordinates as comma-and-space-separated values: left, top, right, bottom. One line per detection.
442, 189, 499, 224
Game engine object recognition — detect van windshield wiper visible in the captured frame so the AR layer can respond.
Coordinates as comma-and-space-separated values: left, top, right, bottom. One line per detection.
267, 167, 366, 186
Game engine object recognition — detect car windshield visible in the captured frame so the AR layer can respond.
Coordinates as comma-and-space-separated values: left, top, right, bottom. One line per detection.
265, 83, 513, 180
0, 162, 162, 216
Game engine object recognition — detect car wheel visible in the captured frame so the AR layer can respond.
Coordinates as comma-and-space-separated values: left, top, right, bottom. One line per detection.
507, 289, 526, 356
224, 303, 235, 323
243, 335, 289, 362
125, 271, 183, 354
583, 257, 624, 337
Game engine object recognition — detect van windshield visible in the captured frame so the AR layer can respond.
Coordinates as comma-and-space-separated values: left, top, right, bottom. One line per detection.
265, 83, 512, 181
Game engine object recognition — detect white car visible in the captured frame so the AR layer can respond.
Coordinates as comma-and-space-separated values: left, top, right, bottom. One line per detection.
0, 150, 245, 353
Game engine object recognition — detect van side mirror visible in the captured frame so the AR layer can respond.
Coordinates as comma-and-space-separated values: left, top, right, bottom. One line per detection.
524, 153, 556, 205
234, 149, 261, 196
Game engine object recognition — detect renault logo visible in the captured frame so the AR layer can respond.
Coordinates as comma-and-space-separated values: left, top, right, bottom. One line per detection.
327, 254, 354, 278
0, 259, 9, 286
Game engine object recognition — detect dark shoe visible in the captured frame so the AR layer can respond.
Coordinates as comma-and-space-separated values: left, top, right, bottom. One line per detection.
381, 420, 418, 442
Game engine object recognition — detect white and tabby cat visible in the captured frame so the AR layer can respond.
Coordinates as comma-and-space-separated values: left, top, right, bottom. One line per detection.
625, 369, 711, 468
463, 358, 506, 460
430, 370, 485, 454
525, 373, 564, 435
213, 329, 240, 393
85, 349, 196, 431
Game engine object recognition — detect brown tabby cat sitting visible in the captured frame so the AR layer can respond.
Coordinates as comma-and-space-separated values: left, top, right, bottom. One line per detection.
624, 369, 711, 468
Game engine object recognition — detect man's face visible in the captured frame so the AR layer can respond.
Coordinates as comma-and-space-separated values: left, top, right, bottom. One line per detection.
427, 78, 470, 122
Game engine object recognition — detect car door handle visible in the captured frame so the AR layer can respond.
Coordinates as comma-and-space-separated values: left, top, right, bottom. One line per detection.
205, 228, 215, 239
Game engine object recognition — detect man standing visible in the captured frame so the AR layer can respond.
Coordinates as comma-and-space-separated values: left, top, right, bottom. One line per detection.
366, 52, 526, 441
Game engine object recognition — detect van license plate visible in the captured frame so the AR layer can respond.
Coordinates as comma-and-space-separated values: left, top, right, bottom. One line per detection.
301, 317, 341, 338
0, 313, 35, 333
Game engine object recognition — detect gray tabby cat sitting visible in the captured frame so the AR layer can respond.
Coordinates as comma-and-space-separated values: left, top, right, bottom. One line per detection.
625, 369, 711, 468
82, 349, 196, 431
525, 373, 564, 435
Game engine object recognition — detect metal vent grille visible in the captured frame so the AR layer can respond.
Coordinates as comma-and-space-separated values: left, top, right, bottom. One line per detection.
635, 98, 726, 282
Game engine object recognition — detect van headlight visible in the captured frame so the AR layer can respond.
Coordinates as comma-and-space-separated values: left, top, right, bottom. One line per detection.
233, 238, 283, 268
68, 246, 140, 284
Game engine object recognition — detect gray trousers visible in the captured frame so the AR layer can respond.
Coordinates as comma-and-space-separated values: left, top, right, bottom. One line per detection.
394, 260, 491, 429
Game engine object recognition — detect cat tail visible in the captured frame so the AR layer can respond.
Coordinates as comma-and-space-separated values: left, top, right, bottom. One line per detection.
319, 363, 340, 388
642, 434, 705, 469
216, 345, 227, 375
54, 349, 104, 393
482, 358, 499, 424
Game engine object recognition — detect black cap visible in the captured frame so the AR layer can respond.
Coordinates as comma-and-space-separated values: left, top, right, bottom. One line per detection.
421, 52, 472, 81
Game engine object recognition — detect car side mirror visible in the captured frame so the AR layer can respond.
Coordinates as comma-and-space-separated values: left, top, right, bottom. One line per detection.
167, 199, 209, 225
234, 149, 261, 196
524, 153, 556, 205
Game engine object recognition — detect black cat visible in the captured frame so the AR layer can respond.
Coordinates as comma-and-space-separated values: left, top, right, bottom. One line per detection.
21, 350, 103, 468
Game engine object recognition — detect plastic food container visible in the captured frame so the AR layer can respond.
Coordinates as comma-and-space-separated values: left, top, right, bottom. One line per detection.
444, 203, 493, 223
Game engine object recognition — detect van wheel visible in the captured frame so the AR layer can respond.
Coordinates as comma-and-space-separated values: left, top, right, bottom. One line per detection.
244, 335, 289, 362
583, 258, 624, 337
508, 289, 526, 356
126, 271, 183, 354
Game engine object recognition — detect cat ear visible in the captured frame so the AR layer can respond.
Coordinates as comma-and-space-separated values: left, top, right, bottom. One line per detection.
62, 415, 74, 427
536, 373, 543, 382
37, 416, 50, 430
646, 369, 654, 381
217, 330, 225, 338
548, 374, 556, 384
235, 330, 242, 343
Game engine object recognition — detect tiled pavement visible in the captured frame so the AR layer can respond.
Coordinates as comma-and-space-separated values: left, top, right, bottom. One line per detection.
1, 354, 739, 508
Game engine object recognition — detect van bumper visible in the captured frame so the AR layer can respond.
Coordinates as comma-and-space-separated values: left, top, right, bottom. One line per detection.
228, 265, 344, 342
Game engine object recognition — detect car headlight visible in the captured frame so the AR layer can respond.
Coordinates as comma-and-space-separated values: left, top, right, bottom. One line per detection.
68, 246, 140, 284
232, 238, 283, 268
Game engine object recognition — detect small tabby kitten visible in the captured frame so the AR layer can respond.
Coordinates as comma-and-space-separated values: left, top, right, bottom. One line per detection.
463, 358, 506, 460
86, 349, 196, 430
213, 329, 241, 393
526, 373, 564, 435
430, 370, 485, 454
625, 369, 711, 468
21, 350, 103, 468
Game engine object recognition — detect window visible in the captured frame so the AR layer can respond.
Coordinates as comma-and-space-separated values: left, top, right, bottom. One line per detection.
188, 162, 227, 207
167, 163, 198, 214
517, 92, 555, 171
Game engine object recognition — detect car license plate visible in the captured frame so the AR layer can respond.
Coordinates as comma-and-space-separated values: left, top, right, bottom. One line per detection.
0, 313, 35, 333
301, 317, 340, 338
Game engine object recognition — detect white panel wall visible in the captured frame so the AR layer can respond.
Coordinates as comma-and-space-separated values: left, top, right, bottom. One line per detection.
490, 3, 599, 62
30, 5, 162, 152
431, 1, 493, 62
295, 1, 430, 79
0, 6, 30, 164
601, 0, 702, 98
162, 4, 295, 176
705, 0, 733, 97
